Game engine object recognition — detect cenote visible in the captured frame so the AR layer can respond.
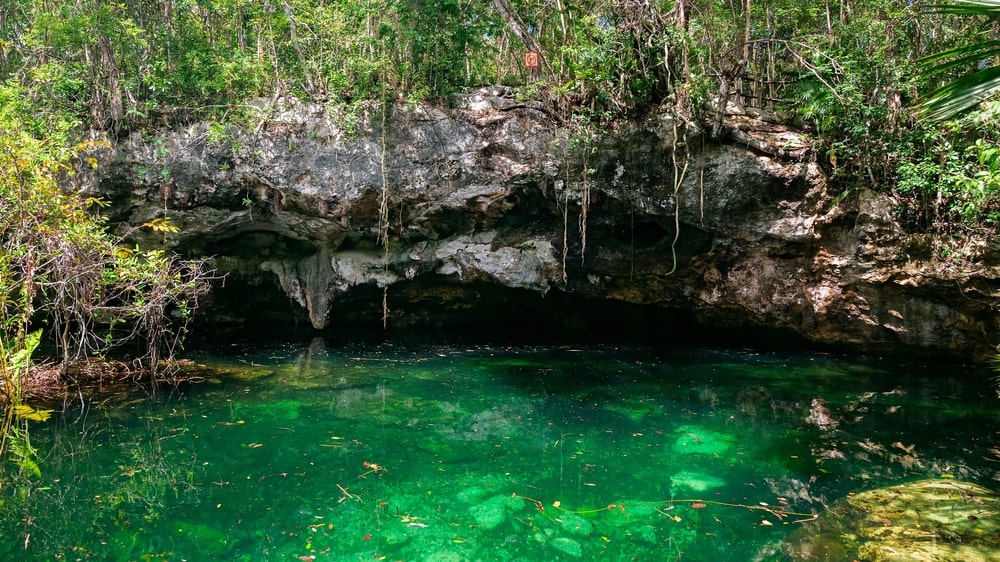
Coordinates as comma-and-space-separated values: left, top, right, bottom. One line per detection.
5, 341, 999, 561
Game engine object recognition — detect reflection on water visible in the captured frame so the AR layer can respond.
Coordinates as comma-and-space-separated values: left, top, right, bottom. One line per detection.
2, 343, 998, 561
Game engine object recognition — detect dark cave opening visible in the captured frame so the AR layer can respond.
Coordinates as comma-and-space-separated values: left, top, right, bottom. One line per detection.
180, 227, 809, 350
188, 270, 810, 351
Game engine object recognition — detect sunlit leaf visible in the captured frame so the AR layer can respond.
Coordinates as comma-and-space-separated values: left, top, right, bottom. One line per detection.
142, 217, 180, 233
13, 404, 54, 422
18, 456, 41, 478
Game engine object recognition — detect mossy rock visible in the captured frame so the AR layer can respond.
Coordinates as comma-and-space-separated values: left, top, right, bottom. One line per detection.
469, 495, 520, 529
380, 526, 412, 550
180, 362, 275, 383
558, 511, 594, 536
550, 536, 583, 557
424, 550, 467, 562
605, 501, 659, 526
629, 524, 658, 545
455, 486, 488, 504
783, 479, 1000, 562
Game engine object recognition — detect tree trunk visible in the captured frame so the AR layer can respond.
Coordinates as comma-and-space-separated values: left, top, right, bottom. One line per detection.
490, 0, 554, 78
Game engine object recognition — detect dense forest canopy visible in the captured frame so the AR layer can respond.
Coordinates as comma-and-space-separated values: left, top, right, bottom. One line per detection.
1, 0, 1000, 228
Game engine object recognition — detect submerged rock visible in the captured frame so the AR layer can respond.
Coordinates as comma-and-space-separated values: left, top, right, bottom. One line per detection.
670, 470, 726, 493
469, 494, 522, 530
783, 479, 1000, 562
557, 511, 595, 536
672, 425, 734, 456
550, 536, 583, 557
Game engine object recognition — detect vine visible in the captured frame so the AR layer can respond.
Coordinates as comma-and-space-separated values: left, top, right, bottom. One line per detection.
378, 97, 391, 330
556, 118, 599, 285
378, 103, 390, 252
577, 125, 594, 269
666, 119, 689, 276
663, 4, 693, 277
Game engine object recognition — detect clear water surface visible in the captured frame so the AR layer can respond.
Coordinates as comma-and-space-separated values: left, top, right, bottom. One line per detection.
4, 342, 998, 561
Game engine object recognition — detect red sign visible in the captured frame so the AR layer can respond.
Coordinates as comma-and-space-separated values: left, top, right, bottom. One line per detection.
524, 51, 539, 68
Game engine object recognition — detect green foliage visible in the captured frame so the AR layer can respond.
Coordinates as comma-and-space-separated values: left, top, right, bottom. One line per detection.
0, 80, 213, 388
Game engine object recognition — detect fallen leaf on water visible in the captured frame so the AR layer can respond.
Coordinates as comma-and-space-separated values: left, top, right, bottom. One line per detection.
691, 503, 707, 509
761, 520, 773, 526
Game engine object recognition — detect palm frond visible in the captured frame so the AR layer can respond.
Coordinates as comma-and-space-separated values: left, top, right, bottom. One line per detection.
924, 0, 1000, 16
918, 66, 1000, 120
917, 1, 1000, 120
918, 40, 1000, 71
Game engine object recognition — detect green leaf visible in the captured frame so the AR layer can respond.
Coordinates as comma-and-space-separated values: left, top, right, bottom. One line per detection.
918, 66, 1000, 121
7, 330, 42, 371
924, 0, 1000, 16
918, 1, 1000, 120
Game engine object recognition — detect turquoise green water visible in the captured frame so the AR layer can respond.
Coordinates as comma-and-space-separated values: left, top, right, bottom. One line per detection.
4, 343, 998, 561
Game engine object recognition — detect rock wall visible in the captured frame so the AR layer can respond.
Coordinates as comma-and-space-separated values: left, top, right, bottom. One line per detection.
75, 90, 1000, 357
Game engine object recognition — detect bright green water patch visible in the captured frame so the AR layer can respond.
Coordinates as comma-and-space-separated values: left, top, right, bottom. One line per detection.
3, 344, 998, 561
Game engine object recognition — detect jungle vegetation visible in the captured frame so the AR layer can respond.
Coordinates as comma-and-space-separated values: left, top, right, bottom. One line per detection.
1, 1, 999, 224
1, 0, 1000, 469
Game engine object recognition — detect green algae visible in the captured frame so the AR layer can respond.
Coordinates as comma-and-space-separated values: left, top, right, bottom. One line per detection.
557, 511, 594, 536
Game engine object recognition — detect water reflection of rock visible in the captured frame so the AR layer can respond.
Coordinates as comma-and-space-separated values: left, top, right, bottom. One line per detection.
782, 479, 1000, 562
